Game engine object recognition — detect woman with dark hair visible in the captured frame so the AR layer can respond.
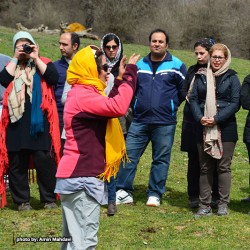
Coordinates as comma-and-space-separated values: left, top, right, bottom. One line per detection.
101, 33, 133, 216
181, 38, 219, 209
55, 45, 139, 249
189, 43, 241, 217
101, 33, 123, 83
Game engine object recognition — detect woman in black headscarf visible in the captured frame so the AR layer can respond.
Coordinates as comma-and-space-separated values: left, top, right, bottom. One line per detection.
100, 33, 133, 216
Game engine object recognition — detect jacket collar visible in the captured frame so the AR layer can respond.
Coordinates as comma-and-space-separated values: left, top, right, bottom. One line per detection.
143, 51, 172, 63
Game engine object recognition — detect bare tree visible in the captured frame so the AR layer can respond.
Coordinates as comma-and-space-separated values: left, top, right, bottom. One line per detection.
0, 0, 249, 59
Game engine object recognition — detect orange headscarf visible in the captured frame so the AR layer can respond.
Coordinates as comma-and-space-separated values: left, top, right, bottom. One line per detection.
67, 45, 127, 182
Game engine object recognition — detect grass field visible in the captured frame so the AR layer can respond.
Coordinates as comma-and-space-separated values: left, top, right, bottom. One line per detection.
0, 26, 250, 250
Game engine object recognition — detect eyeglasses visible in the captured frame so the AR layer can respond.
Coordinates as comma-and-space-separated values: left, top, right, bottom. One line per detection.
101, 63, 108, 72
105, 45, 118, 51
211, 56, 225, 61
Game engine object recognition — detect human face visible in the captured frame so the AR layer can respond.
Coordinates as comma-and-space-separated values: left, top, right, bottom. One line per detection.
59, 33, 77, 60
194, 45, 209, 65
104, 40, 118, 60
150, 32, 168, 60
210, 49, 226, 72
98, 55, 109, 82
15, 39, 32, 61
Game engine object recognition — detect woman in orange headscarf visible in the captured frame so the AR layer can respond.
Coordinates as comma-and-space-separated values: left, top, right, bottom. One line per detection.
55, 45, 139, 249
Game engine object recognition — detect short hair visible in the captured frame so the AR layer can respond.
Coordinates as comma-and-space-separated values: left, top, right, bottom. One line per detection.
70, 32, 80, 50
149, 29, 169, 44
209, 43, 229, 59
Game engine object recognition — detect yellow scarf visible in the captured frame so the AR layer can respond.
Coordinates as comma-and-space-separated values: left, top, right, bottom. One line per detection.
67, 46, 127, 182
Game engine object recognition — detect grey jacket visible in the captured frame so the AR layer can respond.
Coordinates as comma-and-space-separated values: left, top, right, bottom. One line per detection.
0, 53, 11, 102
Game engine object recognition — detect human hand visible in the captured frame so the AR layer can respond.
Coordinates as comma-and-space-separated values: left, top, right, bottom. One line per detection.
29, 44, 39, 61
127, 53, 140, 65
200, 117, 217, 127
118, 56, 127, 79
118, 54, 140, 79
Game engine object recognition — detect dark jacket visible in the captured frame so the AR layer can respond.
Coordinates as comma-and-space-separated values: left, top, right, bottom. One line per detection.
0, 60, 59, 151
53, 57, 69, 132
180, 63, 206, 151
189, 69, 241, 143
240, 74, 250, 143
134, 52, 186, 124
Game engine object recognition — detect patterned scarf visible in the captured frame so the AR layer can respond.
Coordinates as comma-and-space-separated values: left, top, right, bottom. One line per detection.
100, 33, 122, 71
8, 59, 36, 122
0, 57, 61, 208
67, 45, 127, 182
204, 45, 231, 159
7, 59, 44, 136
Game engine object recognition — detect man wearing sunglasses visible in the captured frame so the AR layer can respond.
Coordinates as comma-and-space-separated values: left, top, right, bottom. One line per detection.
116, 29, 187, 207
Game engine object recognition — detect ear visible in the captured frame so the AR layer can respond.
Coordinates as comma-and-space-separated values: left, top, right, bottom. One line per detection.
73, 43, 79, 51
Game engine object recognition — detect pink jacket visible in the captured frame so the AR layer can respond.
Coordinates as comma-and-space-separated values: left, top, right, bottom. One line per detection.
56, 64, 137, 178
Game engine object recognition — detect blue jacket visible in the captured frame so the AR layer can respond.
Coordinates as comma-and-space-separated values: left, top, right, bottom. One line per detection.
134, 52, 186, 124
53, 57, 69, 114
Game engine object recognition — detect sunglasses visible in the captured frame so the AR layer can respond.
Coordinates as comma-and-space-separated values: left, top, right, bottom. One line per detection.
101, 63, 108, 72
105, 45, 118, 51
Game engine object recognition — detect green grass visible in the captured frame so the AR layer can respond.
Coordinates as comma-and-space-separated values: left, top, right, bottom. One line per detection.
1, 26, 250, 250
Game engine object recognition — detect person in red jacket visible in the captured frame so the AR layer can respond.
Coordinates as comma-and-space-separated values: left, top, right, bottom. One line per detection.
0, 31, 61, 210
55, 45, 139, 249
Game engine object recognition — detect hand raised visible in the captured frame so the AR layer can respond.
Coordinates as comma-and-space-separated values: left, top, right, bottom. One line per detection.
127, 53, 140, 65
118, 56, 127, 78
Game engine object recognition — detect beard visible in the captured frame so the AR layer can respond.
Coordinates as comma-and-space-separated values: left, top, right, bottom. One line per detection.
151, 50, 166, 61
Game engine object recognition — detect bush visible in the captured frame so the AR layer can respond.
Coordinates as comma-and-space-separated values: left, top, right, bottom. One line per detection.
0, 0, 249, 59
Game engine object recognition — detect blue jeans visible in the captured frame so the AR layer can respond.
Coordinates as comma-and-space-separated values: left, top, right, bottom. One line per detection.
116, 122, 176, 198
107, 176, 116, 203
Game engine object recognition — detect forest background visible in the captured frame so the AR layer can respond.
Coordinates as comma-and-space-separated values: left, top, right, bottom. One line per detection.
0, 25, 250, 249
0, 0, 250, 59
1, 1, 250, 249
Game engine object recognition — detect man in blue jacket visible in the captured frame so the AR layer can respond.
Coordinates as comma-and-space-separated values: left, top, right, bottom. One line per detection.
116, 29, 187, 206
53, 32, 80, 151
